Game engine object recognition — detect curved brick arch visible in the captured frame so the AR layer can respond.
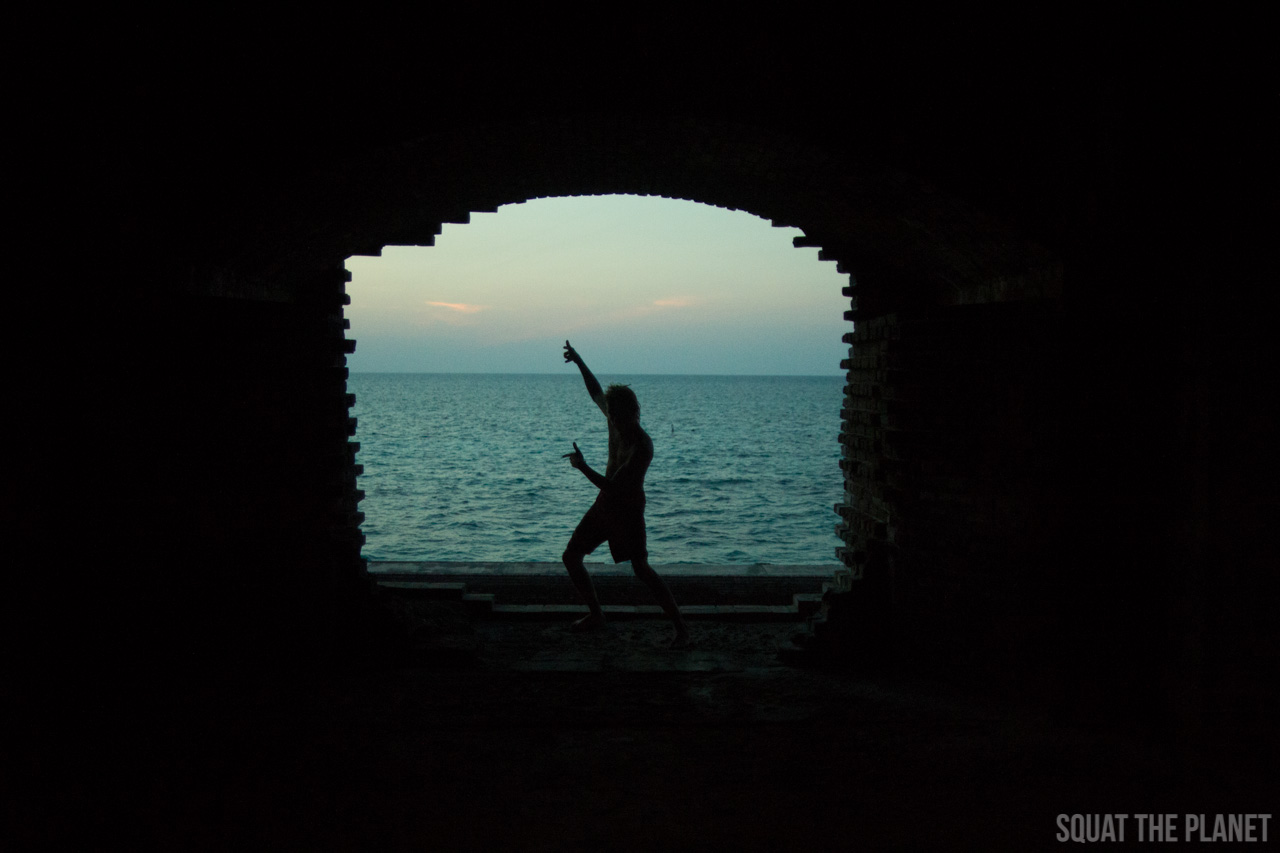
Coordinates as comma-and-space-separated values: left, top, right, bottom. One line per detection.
256, 115, 1061, 318
13, 27, 1273, 829
261, 114, 1073, 666
158, 108, 1073, 675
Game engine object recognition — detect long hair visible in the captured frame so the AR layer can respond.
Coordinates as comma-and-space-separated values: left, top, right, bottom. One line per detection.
605, 383, 640, 423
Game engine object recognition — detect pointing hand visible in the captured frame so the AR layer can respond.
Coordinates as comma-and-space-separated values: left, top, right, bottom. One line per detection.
562, 441, 585, 470
563, 340, 580, 364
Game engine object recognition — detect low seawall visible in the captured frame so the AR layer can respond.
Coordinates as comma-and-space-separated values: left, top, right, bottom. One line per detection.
368, 561, 838, 606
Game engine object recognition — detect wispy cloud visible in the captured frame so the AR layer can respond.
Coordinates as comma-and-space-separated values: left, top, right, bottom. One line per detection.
425, 301, 487, 313
558, 297, 700, 334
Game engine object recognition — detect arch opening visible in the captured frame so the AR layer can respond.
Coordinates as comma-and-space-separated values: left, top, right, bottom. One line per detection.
305, 117, 1066, 667
342, 194, 852, 579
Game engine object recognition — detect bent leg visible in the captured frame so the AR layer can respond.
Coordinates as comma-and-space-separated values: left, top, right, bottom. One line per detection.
562, 547, 606, 629
631, 556, 690, 646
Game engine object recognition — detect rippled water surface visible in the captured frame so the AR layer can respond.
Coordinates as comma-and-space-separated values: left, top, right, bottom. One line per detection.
351, 373, 843, 565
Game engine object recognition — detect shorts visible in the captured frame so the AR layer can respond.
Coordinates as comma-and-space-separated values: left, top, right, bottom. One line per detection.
566, 493, 647, 564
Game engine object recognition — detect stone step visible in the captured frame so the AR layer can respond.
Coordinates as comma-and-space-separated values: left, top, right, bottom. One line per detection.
486, 604, 806, 622
376, 580, 824, 622
376, 581, 469, 599
372, 565, 833, 607
794, 593, 824, 618
461, 592, 496, 616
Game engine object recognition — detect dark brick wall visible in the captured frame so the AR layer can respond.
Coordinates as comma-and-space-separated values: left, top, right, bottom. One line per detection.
40, 264, 371, 659
830, 302, 1067, 676
6, 19, 1273, 747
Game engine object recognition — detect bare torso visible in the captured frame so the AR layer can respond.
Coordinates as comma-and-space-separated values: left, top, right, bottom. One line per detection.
603, 416, 652, 499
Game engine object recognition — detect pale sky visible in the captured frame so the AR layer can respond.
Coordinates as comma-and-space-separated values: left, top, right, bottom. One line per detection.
344, 194, 850, 375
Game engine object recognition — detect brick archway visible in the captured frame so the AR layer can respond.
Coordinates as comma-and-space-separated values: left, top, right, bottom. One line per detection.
237, 115, 1066, 667
239, 115, 1060, 312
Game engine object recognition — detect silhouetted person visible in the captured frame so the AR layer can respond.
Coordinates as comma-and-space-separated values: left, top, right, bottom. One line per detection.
561, 341, 691, 647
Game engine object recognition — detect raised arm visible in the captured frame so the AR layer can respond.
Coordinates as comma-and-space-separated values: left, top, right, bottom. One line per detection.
563, 340, 607, 415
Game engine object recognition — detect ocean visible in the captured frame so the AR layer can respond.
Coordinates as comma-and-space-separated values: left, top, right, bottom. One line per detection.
350, 373, 844, 567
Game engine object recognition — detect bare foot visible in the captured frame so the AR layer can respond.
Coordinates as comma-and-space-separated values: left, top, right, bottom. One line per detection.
669, 631, 693, 649
568, 612, 606, 632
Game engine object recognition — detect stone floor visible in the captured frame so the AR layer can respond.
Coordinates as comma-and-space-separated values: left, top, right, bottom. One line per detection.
9, 605, 1275, 851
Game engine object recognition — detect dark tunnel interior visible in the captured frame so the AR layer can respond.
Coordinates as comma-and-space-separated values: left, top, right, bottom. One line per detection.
4, 13, 1276, 848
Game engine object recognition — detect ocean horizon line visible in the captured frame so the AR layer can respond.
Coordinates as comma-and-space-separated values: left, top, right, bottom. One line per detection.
350, 370, 844, 378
